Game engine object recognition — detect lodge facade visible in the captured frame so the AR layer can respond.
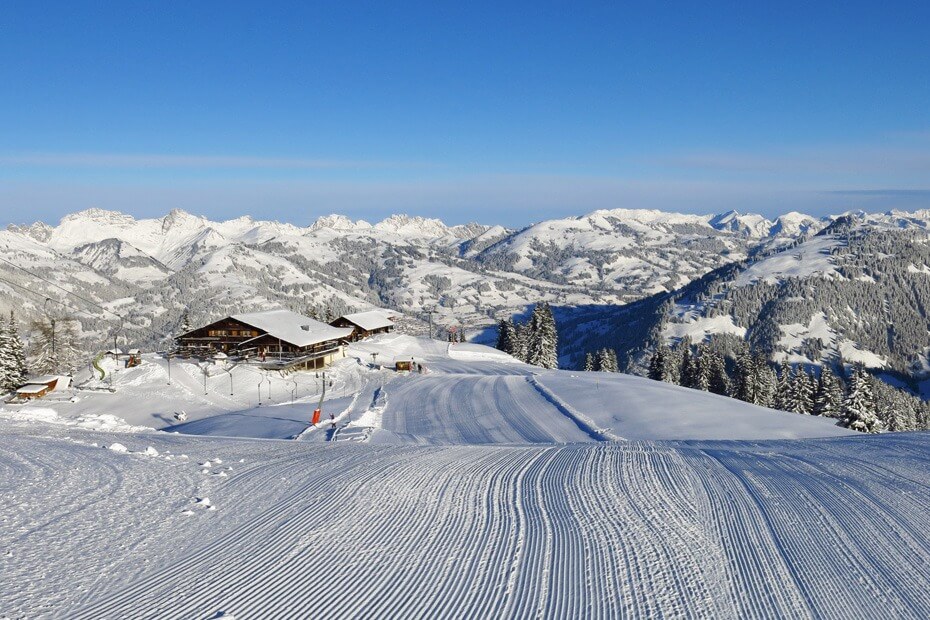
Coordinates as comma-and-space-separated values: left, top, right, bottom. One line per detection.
176, 310, 354, 370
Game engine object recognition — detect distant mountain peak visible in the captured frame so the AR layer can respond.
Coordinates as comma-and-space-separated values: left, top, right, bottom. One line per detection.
373, 214, 451, 237
309, 214, 372, 231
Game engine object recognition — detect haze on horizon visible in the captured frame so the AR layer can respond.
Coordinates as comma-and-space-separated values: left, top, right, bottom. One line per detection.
1, 1, 929, 227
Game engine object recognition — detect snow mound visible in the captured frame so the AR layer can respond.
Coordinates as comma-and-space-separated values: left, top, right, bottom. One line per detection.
0, 408, 153, 433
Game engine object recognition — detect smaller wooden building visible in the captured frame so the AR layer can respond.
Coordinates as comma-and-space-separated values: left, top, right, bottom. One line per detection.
14, 375, 70, 400
330, 310, 396, 341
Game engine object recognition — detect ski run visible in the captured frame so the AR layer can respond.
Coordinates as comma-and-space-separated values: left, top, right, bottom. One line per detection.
2, 336, 929, 618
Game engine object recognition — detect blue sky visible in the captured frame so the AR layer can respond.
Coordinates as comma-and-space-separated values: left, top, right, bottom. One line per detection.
1, 1, 929, 226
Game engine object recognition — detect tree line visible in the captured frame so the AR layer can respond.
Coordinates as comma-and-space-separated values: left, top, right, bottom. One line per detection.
637, 336, 929, 433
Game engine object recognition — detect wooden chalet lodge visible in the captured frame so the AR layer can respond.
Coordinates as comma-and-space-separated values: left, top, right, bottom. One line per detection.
330, 310, 397, 341
176, 310, 354, 370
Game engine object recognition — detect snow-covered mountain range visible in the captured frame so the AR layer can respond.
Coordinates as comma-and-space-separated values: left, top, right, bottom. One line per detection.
559, 210, 930, 389
6, 206, 930, 386
0, 206, 820, 348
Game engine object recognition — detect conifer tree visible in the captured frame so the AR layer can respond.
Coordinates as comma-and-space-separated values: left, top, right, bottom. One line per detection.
584, 352, 596, 371
733, 349, 758, 403
0, 317, 11, 392
692, 343, 711, 391
180, 312, 193, 334
774, 361, 792, 411
607, 348, 619, 372
526, 303, 558, 369
596, 348, 618, 372
841, 365, 883, 433
648, 346, 666, 381
755, 357, 777, 408
513, 322, 529, 362
706, 350, 730, 396
871, 377, 918, 432
680, 342, 698, 388
813, 365, 844, 418
648, 345, 675, 382
495, 319, 512, 353
787, 366, 814, 414
7, 310, 29, 387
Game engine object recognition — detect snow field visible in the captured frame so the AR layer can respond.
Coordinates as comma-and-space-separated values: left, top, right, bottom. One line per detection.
533, 372, 853, 440
3, 336, 926, 618
2, 425, 929, 618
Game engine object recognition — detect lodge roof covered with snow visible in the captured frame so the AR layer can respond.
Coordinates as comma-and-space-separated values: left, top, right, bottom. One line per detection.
337, 310, 395, 331
232, 310, 353, 348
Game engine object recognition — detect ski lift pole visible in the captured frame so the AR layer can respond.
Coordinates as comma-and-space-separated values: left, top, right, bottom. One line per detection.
312, 371, 326, 425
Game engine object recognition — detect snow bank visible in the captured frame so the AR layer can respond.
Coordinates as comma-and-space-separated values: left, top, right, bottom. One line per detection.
535, 372, 854, 440
0, 407, 152, 433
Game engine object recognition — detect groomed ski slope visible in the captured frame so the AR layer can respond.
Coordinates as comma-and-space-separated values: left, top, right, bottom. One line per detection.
2, 336, 928, 618
2, 426, 929, 619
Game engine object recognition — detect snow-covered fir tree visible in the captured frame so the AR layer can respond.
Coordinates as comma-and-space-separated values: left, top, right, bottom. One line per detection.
756, 357, 777, 408
0, 319, 12, 392
774, 362, 792, 411
733, 349, 758, 404
648, 346, 666, 381
869, 377, 928, 432
5, 310, 29, 389
706, 350, 730, 396
691, 342, 711, 391
679, 338, 699, 388
526, 303, 558, 369
513, 322, 530, 363
786, 367, 814, 414
180, 311, 193, 334
813, 366, 844, 417
496, 319, 518, 357
584, 352, 596, 371
648, 345, 676, 383
596, 348, 618, 372
841, 365, 883, 433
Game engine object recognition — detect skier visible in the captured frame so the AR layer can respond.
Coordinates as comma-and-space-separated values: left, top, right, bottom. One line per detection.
329, 413, 336, 430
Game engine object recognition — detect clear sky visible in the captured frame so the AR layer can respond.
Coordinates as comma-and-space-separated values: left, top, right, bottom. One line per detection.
2, 1, 929, 227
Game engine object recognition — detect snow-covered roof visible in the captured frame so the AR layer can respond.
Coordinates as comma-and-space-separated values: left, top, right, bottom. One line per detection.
16, 384, 49, 394
29, 375, 62, 385
338, 310, 395, 331
232, 310, 353, 348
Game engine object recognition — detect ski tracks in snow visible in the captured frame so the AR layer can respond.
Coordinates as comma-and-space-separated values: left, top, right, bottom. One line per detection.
37, 433, 930, 619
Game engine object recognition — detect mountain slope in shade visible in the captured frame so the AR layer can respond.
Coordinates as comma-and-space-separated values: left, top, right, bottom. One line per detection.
558, 211, 930, 385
